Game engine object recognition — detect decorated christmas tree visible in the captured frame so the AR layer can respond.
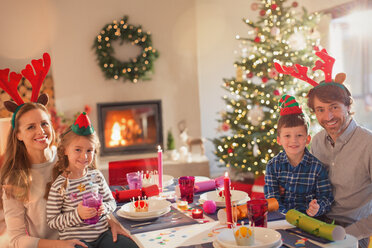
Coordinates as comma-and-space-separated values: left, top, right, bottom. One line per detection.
213, 0, 322, 176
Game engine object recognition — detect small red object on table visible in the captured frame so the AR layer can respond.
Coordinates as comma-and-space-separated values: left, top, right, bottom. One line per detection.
192, 209, 204, 219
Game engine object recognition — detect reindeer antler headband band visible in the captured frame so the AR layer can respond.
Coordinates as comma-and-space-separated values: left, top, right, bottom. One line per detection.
274, 47, 346, 89
0, 53, 51, 128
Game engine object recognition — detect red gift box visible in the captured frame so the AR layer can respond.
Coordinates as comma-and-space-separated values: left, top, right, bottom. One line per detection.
142, 184, 159, 197
115, 189, 142, 203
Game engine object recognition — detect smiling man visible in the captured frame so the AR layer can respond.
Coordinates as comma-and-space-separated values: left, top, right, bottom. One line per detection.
308, 83, 372, 247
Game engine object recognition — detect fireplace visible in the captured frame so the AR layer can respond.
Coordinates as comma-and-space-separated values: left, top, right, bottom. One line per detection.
97, 100, 163, 156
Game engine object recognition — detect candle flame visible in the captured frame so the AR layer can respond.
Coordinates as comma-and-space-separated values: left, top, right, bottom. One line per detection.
157, 145, 162, 151
225, 172, 229, 177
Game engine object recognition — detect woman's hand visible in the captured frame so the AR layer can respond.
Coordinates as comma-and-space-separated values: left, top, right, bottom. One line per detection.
38, 238, 88, 248
59, 239, 88, 248
306, 199, 320, 217
107, 216, 131, 241
77, 202, 97, 220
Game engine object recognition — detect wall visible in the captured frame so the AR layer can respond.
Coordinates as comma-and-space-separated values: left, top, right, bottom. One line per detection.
0, 0, 202, 168
0, 0, 355, 178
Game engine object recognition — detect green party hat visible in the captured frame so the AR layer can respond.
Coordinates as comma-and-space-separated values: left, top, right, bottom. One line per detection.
278, 94, 303, 116
71, 112, 95, 136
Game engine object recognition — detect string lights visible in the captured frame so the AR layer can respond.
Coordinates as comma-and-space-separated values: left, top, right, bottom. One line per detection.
213, 0, 321, 174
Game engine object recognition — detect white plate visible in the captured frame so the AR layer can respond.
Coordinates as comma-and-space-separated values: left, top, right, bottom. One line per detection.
214, 238, 282, 248
195, 176, 210, 182
116, 207, 171, 221
120, 199, 171, 217
199, 190, 249, 207
217, 227, 282, 248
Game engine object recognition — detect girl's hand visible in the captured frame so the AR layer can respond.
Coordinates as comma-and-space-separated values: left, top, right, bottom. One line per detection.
97, 205, 105, 216
306, 199, 320, 217
77, 202, 97, 220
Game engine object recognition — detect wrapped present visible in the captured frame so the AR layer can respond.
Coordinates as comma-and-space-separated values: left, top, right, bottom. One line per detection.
286, 209, 346, 241
142, 184, 160, 197
115, 189, 142, 203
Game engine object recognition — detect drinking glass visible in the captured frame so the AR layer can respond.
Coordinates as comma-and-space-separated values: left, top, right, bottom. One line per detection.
126, 171, 143, 189
82, 191, 103, 225
178, 176, 195, 204
247, 199, 268, 227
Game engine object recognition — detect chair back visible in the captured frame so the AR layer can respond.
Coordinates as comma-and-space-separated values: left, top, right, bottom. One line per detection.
108, 157, 158, 186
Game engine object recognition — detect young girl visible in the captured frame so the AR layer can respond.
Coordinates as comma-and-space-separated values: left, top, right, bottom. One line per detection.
0, 103, 87, 248
46, 112, 138, 248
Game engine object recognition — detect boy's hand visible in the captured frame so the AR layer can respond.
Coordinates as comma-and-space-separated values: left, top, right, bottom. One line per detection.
279, 186, 285, 196
77, 202, 97, 220
306, 199, 319, 216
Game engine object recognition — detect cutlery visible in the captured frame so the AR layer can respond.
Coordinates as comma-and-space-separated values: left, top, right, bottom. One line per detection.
130, 217, 181, 228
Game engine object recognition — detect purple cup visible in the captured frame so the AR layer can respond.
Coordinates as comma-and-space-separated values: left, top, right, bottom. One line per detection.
179, 176, 195, 203
82, 192, 103, 225
126, 171, 143, 189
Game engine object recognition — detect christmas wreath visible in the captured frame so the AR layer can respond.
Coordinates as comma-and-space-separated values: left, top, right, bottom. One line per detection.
93, 16, 159, 83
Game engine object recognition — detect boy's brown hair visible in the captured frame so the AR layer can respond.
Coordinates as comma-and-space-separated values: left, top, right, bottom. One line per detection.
277, 114, 308, 136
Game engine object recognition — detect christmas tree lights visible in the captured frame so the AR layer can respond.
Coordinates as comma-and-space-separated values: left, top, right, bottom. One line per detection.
213, 0, 321, 175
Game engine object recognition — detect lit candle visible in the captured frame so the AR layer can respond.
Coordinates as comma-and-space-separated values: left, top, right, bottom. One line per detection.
177, 200, 188, 210
224, 172, 233, 228
192, 209, 204, 219
157, 145, 163, 192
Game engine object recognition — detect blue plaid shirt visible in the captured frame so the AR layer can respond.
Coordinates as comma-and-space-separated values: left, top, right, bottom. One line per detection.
264, 148, 333, 216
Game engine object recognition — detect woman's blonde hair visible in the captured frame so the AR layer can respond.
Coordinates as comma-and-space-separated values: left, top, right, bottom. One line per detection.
45, 127, 100, 197
0, 103, 55, 207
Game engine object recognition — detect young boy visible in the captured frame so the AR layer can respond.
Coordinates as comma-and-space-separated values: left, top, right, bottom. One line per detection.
264, 94, 333, 217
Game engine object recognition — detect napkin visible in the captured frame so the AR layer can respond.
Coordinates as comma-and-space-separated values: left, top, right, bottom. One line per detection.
277, 229, 322, 248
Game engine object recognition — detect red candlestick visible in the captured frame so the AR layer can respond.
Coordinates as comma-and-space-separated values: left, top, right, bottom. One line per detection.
157, 145, 163, 192
192, 209, 204, 219
224, 172, 233, 228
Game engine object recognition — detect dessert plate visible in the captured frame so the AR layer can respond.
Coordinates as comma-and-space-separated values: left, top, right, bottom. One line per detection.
116, 207, 171, 221
213, 239, 282, 248
199, 190, 249, 207
217, 227, 282, 248
120, 199, 171, 217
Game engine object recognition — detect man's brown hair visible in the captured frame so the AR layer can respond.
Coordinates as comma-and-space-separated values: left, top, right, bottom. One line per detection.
307, 83, 353, 112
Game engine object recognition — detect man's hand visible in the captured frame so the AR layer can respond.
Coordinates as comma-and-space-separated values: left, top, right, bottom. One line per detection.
77, 202, 97, 220
306, 199, 320, 217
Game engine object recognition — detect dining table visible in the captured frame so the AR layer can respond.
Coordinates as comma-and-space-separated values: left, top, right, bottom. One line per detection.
110, 176, 358, 248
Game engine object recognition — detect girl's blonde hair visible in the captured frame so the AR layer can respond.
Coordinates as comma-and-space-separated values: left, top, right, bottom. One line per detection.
45, 127, 100, 197
0, 103, 55, 207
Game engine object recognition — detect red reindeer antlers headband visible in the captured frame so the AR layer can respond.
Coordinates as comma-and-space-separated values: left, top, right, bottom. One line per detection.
0, 52, 51, 127
274, 47, 346, 88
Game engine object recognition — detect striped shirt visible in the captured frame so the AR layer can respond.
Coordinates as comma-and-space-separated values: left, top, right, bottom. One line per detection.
46, 169, 116, 242
264, 148, 333, 216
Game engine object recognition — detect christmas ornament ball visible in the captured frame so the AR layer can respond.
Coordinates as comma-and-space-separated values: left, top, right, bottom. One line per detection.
251, 3, 258, 11
203, 200, 217, 214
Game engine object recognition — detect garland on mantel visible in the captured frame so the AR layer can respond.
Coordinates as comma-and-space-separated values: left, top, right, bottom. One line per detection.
93, 16, 159, 83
